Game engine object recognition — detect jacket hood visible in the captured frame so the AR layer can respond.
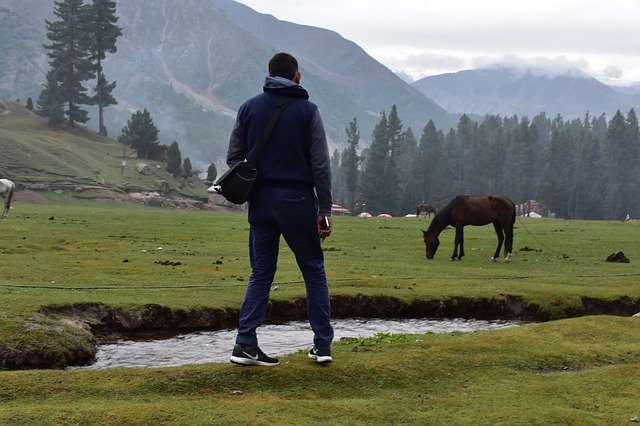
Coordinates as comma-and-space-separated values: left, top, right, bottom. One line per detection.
263, 76, 310, 99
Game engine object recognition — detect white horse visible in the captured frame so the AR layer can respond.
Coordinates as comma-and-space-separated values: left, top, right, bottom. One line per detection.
0, 179, 15, 218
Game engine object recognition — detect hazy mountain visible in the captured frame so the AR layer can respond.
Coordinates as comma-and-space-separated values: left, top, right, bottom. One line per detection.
0, 0, 454, 168
413, 67, 640, 119
0, 7, 48, 101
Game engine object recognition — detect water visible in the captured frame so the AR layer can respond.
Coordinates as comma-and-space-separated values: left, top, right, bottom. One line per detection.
77, 318, 521, 370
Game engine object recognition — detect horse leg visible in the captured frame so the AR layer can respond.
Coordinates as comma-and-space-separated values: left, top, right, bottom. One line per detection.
504, 222, 514, 262
451, 226, 463, 261
490, 222, 504, 261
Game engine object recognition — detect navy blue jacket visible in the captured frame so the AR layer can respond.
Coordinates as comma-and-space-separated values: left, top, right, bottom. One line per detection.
226, 76, 332, 216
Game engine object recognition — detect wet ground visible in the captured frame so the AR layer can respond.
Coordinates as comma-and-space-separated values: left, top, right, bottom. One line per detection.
76, 317, 522, 369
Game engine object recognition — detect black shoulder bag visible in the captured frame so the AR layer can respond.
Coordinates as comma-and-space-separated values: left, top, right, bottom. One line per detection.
214, 97, 295, 204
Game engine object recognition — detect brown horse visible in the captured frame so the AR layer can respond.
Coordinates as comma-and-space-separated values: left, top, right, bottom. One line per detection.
416, 202, 436, 218
422, 195, 515, 261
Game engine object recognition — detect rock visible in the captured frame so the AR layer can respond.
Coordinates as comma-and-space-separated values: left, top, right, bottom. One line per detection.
136, 163, 151, 175
605, 252, 630, 263
156, 180, 170, 191
633, 312, 640, 318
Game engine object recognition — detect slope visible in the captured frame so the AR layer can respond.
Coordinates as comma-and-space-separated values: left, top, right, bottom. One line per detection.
0, 101, 208, 205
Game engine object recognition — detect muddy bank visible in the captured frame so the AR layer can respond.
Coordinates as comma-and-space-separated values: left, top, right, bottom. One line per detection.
2, 294, 639, 370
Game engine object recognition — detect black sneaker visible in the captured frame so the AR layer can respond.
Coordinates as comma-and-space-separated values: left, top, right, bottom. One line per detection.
308, 347, 332, 363
230, 343, 279, 366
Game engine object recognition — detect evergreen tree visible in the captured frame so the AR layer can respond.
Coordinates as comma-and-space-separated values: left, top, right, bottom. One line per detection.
87, 0, 121, 136
385, 105, 404, 213
330, 149, 344, 206
539, 116, 575, 218
359, 110, 389, 214
35, 70, 65, 126
120, 109, 160, 159
395, 127, 419, 214
166, 141, 182, 177
44, 0, 94, 127
182, 157, 193, 177
26, 97, 34, 110
206, 163, 217, 183
341, 118, 360, 211
603, 110, 629, 219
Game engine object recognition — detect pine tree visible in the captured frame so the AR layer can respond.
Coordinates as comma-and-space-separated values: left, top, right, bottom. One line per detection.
341, 117, 360, 211
166, 141, 182, 177
385, 105, 404, 213
120, 109, 160, 159
206, 163, 217, 183
44, 0, 94, 127
26, 97, 34, 110
35, 70, 65, 126
603, 110, 628, 219
359, 110, 389, 214
182, 157, 193, 177
87, 0, 121, 136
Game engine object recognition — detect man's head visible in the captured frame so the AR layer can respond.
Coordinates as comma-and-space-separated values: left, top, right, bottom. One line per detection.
268, 52, 301, 83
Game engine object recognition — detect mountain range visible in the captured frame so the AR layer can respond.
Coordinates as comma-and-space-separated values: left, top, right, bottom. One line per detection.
412, 67, 640, 119
0, 0, 452, 168
1, 0, 639, 169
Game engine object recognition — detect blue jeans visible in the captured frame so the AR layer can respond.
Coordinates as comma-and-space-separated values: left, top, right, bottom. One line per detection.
235, 186, 333, 350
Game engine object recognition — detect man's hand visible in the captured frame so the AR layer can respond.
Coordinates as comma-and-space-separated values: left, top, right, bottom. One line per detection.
317, 215, 333, 241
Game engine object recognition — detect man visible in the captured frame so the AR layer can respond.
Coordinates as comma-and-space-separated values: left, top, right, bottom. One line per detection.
227, 53, 334, 366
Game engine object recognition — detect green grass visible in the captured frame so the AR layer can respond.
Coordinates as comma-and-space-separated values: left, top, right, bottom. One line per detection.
0, 317, 639, 424
1, 202, 639, 424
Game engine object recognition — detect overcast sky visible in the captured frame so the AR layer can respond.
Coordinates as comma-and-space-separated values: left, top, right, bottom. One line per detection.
234, 0, 640, 86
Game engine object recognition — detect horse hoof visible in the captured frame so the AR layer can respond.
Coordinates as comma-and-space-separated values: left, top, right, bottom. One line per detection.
490, 257, 497, 262
504, 253, 512, 262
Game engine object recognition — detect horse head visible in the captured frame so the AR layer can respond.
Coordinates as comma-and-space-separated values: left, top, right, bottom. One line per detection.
422, 229, 439, 259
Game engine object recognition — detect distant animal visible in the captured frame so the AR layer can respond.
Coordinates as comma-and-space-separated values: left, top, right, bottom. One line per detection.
416, 202, 436, 218
422, 195, 515, 262
0, 178, 15, 218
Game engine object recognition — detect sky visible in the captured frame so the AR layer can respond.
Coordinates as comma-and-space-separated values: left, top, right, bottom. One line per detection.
234, 0, 640, 86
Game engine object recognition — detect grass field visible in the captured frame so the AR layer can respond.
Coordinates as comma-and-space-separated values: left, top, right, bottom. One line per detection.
1, 202, 639, 424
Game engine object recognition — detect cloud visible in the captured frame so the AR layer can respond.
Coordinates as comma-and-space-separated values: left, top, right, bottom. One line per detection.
602, 65, 623, 79
472, 55, 592, 78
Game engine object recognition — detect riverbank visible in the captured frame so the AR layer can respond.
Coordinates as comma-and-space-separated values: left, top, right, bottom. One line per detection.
2, 293, 638, 370
1, 315, 639, 424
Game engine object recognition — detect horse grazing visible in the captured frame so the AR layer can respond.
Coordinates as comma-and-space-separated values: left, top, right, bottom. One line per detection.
416, 202, 436, 218
0, 179, 15, 218
422, 195, 515, 262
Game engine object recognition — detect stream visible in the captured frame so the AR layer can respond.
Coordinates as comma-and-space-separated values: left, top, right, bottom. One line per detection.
75, 317, 522, 370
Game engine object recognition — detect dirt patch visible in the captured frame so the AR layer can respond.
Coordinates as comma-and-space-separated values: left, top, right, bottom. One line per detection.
12, 190, 50, 204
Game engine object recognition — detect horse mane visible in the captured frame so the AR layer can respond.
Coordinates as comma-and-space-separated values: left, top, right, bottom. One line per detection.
426, 195, 466, 234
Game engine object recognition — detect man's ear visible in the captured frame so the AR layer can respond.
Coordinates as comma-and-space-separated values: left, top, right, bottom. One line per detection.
293, 71, 301, 84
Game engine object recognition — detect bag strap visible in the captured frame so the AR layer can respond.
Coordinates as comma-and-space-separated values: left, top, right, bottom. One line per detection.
246, 97, 296, 166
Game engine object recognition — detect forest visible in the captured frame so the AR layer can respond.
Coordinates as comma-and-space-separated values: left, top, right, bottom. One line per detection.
330, 106, 640, 220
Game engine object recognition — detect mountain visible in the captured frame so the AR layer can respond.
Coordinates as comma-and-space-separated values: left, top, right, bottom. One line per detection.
0, 0, 454, 169
0, 7, 47, 101
413, 67, 640, 119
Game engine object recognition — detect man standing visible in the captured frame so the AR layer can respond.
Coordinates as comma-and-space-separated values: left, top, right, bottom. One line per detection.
227, 53, 334, 366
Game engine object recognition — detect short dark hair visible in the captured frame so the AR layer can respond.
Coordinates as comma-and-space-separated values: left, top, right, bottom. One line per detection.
268, 53, 298, 80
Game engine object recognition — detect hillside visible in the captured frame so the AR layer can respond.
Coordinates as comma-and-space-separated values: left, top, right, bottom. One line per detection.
0, 101, 209, 208
0, 0, 456, 169
413, 67, 640, 119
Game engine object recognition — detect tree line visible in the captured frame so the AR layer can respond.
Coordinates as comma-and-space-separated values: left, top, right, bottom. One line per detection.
331, 106, 640, 220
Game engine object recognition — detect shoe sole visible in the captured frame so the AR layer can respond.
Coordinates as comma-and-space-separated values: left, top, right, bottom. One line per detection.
308, 353, 333, 363
230, 356, 279, 366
